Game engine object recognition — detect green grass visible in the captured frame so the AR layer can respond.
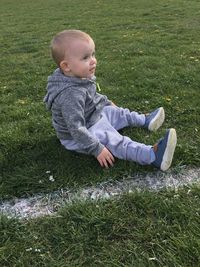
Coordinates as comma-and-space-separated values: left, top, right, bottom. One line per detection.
0, 0, 200, 265
1, 188, 200, 266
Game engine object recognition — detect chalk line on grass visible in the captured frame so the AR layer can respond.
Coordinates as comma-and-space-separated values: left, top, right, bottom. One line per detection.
0, 167, 200, 219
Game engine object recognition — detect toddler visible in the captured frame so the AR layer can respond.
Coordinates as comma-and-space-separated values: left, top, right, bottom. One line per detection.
44, 30, 177, 171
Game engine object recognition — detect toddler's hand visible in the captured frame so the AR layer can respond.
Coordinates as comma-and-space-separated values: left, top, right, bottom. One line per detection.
111, 101, 117, 107
97, 147, 115, 168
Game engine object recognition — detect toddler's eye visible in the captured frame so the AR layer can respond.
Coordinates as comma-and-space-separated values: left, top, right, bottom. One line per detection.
82, 55, 89, 60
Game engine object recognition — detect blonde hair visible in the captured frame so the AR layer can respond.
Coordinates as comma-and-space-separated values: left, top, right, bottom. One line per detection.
50, 30, 92, 66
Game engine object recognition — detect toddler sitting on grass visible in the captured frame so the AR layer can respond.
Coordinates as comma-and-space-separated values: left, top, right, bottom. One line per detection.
44, 29, 177, 171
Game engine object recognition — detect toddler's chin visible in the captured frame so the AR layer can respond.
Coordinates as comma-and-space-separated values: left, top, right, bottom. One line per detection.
87, 74, 95, 79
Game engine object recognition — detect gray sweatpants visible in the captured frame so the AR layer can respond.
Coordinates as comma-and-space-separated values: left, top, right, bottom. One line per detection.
61, 105, 154, 165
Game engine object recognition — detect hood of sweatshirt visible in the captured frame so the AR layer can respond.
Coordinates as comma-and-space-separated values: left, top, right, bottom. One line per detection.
44, 68, 96, 110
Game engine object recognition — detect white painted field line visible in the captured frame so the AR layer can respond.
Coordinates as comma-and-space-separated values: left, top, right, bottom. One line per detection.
0, 167, 200, 219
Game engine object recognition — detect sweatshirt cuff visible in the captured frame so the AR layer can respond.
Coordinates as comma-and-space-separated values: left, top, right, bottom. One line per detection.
105, 100, 112, 106
93, 143, 105, 158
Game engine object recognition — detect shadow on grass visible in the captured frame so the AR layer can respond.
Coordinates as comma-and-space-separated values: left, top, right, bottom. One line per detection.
1, 136, 107, 199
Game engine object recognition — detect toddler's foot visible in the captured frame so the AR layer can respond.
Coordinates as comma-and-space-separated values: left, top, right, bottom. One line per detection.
152, 128, 177, 171
144, 107, 165, 131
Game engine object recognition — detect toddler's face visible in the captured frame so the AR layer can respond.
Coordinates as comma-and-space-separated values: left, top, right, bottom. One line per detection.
65, 38, 97, 79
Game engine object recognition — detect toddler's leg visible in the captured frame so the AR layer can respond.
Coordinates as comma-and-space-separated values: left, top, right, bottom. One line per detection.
103, 105, 165, 132
88, 114, 153, 165
61, 117, 177, 170
102, 105, 145, 130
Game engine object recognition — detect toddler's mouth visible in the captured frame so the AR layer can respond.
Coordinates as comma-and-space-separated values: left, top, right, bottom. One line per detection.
90, 66, 96, 72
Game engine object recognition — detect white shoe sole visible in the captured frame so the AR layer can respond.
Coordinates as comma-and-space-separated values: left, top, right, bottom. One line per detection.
148, 107, 165, 131
161, 128, 177, 171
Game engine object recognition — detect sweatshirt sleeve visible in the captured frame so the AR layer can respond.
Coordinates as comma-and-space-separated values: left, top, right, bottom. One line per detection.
60, 88, 104, 157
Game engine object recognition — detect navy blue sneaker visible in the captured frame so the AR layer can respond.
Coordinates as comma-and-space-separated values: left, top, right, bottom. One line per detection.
144, 107, 165, 131
152, 128, 177, 171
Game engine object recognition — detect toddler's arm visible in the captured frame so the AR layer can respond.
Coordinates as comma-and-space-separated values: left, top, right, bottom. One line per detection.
97, 147, 115, 168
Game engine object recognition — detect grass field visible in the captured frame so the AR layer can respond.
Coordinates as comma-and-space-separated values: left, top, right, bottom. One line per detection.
0, 0, 200, 266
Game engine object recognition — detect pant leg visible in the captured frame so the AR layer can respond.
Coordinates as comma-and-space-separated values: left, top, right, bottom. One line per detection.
102, 105, 145, 130
88, 114, 153, 165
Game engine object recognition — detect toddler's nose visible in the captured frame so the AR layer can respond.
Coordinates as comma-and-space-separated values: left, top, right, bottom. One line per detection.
90, 57, 97, 65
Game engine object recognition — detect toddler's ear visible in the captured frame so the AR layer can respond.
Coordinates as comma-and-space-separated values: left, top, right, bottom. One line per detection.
60, 60, 70, 73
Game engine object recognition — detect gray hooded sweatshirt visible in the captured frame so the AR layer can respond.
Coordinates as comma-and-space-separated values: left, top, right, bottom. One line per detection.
44, 68, 111, 157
